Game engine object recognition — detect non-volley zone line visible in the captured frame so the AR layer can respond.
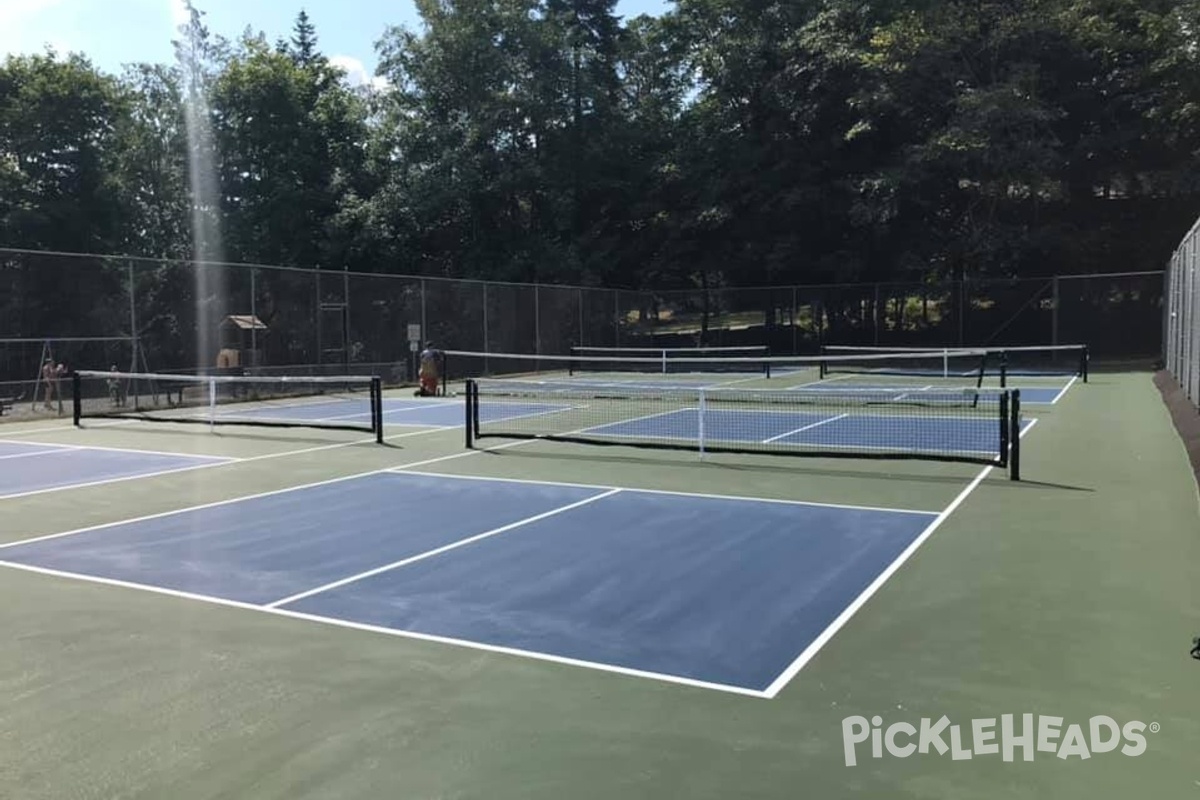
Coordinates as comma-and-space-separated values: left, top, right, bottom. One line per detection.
0, 423, 462, 501
0, 468, 983, 698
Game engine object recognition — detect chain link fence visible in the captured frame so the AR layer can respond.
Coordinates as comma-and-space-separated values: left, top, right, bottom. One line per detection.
0, 247, 1164, 399
1165, 219, 1200, 407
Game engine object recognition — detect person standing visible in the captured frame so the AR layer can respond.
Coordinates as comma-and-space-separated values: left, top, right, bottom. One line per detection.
42, 359, 66, 410
415, 342, 443, 397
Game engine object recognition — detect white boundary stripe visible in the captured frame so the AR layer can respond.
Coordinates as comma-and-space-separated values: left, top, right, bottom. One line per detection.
383, 469, 941, 516
0, 436, 379, 503
0, 446, 78, 461
0, 430, 541, 550
267, 489, 623, 608
1049, 375, 1079, 405
0, 438, 236, 461
0, 419, 137, 436
760, 420, 1039, 699
761, 413, 849, 444
578, 408, 687, 434
0, 559, 768, 699
481, 403, 581, 425
762, 467, 991, 698
0, 411, 1035, 699
0, 459, 240, 502
0, 422, 461, 504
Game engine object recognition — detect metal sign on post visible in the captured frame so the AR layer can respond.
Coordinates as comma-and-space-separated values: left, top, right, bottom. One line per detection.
407, 323, 421, 343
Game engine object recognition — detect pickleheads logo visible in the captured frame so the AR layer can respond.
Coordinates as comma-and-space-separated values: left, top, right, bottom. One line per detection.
841, 714, 1157, 767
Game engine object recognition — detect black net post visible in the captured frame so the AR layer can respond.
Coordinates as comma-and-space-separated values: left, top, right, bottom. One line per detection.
464, 379, 476, 448
372, 376, 383, 443
1010, 389, 1021, 481
72, 371, 82, 427
1081, 346, 1089, 383
999, 390, 1009, 472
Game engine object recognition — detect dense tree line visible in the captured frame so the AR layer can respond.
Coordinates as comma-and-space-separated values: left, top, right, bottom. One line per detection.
3, 0, 1200, 294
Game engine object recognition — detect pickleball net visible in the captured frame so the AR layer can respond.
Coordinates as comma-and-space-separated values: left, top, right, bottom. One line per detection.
465, 378, 1022, 478
820, 344, 1088, 383
568, 345, 770, 374
72, 370, 384, 440
441, 348, 1002, 389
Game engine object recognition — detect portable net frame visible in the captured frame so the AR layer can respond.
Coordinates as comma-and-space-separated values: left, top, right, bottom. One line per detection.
464, 378, 1023, 479
820, 344, 1088, 383
72, 370, 384, 441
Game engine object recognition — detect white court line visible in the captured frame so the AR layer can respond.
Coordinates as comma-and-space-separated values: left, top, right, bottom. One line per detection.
0, 459, 241, 502
761, 419, 1039, 699
0, 428, 545, 550
1049, 375, 1079, 405
482, 403, 585, 425
580, 407, 688, 433
0, 419, 137, 437
0, 559, 768, 699
385, 469, 940, 516
761, 413, 849, 444
0, 408, 1035, 699
0, 446, 78, 461
266, 488, 623, 608
0, 437, 235, 461
0, 425, 448, 505
711, 372, 777, 388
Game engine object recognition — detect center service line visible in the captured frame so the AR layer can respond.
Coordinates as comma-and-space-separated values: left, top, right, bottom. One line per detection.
266, 488, 623, 608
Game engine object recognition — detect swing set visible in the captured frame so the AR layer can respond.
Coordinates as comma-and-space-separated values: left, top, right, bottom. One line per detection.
0, 336, 151, 417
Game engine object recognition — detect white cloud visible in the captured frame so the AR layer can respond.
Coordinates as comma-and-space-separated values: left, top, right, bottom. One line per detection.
329, 54, 387, 90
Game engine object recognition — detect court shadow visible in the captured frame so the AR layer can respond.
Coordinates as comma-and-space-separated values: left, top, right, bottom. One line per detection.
993, 478, 1095, 493
478, 447, 991, 488
80, 423, 389, 449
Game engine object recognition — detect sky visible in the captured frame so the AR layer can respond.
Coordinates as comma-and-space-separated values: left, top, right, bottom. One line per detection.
1, 0, 673, 87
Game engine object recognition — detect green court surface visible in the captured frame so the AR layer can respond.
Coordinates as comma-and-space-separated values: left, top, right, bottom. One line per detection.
0, 370, 1197, 799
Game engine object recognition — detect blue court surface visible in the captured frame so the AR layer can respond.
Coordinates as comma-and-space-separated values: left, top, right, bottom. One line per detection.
0, 471, 941, 694
0, 441, 232, 500
580, 408, 1030, 456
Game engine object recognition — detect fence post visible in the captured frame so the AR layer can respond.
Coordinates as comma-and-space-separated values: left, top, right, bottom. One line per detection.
315, 267, 323, 365
250, 268, 257, 367
791, 286, 798, 355
873, 283, 881, 345
343, 265, 351, 364
420, 279, 427, 349
1052, 276, 1060, 347
482, 282, 489, 373
127, 261, 138, 374
614, 290, 620, 346
535, 284, 541, 355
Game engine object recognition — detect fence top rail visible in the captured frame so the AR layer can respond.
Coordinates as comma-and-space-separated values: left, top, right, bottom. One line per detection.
0, 336, 134, 344
0, 246, 606, 293
0, 246, 1166, 297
